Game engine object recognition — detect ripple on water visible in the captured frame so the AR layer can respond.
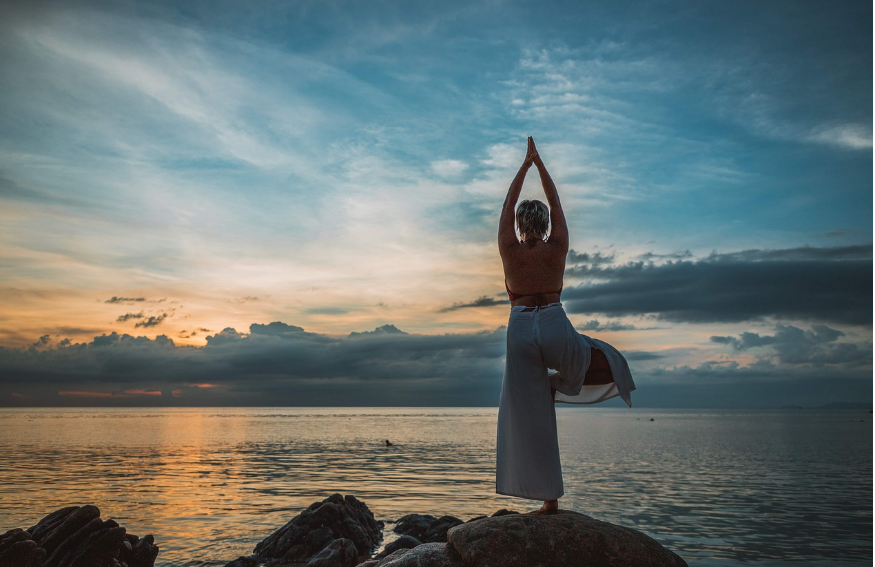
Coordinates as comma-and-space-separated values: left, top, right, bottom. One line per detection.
0, 407, 870, 567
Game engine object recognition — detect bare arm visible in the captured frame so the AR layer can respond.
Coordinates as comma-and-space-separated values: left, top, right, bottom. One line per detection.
531, 143, 568, 251
498, 138, 536, 252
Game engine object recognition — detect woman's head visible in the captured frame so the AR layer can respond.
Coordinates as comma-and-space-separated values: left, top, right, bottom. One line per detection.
515, 199, 549, 241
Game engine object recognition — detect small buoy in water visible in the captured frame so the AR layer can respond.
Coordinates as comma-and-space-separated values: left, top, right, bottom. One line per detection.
385, 439, 394, 447
649, 418, 655, 421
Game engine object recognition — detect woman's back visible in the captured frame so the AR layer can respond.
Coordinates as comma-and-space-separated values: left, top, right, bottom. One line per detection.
500, 239, 566, 299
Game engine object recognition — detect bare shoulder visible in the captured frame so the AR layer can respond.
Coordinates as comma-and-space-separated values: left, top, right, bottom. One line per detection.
545, 238, 569, 256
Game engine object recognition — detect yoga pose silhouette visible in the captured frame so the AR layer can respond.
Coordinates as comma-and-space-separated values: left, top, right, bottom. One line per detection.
495, 137, 636, 513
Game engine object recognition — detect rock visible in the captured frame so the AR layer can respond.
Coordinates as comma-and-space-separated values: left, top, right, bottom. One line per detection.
0, 532, 46, 567
354, 561, 380, 567
374, 543, 465, 567
489, 509, 519, 517
464, 516, 486, 523
394, 514, 463, 543
39, 504, 102, 558
3, 505, 159, 567
394, 514, 435, 541
121, 533, 160, 567
249, 494, 383, 565
446, 510, 688, 567
374, 535, 421, 559
307, 537, 360, 567
422, 517, 463, 543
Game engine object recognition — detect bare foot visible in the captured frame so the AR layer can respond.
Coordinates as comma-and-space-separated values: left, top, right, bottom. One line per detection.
538, 499, 559, 513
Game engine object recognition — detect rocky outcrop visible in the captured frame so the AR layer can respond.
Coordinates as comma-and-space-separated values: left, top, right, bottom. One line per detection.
446, 510, 687, 567
220, 496, 686, 567
225, 493, 383, 567
0, 505, 159, 567
358, 509, 687, 567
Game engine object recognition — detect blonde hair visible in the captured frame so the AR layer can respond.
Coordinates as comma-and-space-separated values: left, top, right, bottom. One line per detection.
515, 200, 549, 240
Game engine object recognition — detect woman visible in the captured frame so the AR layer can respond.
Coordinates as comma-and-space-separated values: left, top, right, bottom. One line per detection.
495, 137, 636, 513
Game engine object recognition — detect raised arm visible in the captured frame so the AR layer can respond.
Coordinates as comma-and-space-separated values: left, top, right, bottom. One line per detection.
531, 140, 569, 251
498, 138, 536, 252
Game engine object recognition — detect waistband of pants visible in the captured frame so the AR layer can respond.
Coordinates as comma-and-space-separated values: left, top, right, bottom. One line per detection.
510, 302, 563, 312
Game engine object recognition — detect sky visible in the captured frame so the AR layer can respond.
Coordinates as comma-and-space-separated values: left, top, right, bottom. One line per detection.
0, 0, 871, 407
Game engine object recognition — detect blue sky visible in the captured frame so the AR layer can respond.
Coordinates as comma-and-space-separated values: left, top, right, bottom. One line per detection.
0, 0, 871, 407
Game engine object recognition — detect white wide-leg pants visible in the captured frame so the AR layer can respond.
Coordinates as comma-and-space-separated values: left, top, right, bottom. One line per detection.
495, 302, 635, 501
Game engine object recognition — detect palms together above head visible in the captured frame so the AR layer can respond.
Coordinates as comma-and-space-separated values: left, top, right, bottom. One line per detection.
523, 136, 540, 168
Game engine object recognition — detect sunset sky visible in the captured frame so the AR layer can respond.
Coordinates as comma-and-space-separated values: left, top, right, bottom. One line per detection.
0, 0, 871, 407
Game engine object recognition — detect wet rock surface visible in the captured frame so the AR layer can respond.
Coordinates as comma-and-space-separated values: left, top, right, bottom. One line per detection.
0, 505, 159, 567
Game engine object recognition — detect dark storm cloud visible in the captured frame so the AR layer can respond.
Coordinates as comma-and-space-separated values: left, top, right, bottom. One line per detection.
566, 250, 615, 265
562, 245, 872, 325
439, 295, 505, 312
0, 322, 508, 406
710, 324, 871, 367
0, 319, 870, 408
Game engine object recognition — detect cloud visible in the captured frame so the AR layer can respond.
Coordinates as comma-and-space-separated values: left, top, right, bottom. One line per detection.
439, 295, 505, 312
134, 313, 169, 328
562, 245, 872, 325
0, 322, 506, 406
805, 123, 872, 150
348, 324, 408, 338
116, 312, 144, 322
0, 316, 871, 407
105, 297, 146, 304
429, 159, 469, 179
637, 250, 693, 262
576, 319, 637, 332
710, 324, 871, 367
567, 250, 615, 265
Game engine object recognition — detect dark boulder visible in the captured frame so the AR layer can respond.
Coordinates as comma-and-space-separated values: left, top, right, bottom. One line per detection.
446, 509, 688, 567
3, 505, 159, 567
394, 514, 463, 543
307, 537, 360, 567
247, 494, 383, 565
0, 530, 46, 567
393, 514, 435, 542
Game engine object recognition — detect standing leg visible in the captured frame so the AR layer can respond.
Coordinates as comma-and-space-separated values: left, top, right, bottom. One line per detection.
496, 312, 564, 502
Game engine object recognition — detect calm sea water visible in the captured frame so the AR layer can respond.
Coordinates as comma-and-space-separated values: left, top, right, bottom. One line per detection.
0, 407, 870, 566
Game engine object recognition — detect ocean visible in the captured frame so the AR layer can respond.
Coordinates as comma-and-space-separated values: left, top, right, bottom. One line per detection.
0, 407, 870, 566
